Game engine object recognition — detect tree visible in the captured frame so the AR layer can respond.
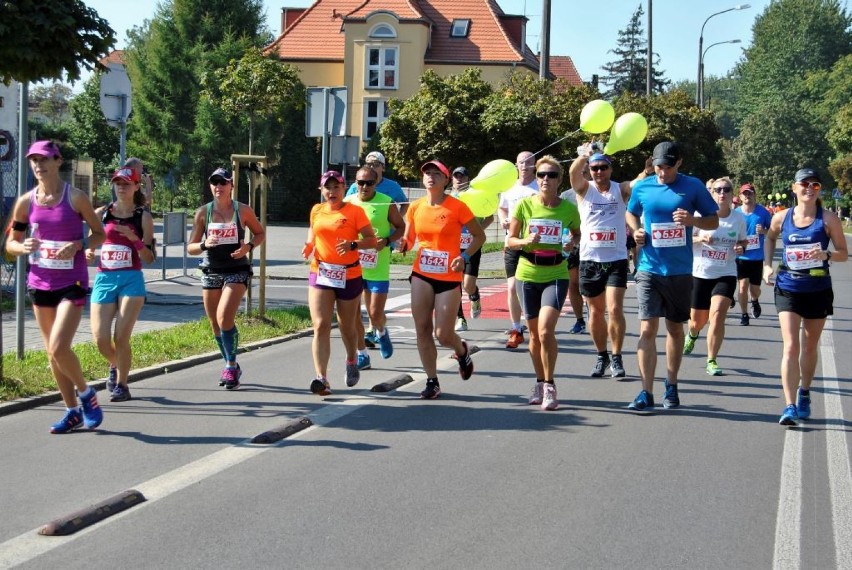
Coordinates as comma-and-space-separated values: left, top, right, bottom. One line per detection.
67, 75, 119, 172
0, 0, 115, 84
600, 4, 669, 98
29, 83, 73, 125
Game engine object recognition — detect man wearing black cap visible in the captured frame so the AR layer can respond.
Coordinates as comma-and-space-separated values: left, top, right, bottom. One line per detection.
735, 182, 772, 325
625, 141, 719, 411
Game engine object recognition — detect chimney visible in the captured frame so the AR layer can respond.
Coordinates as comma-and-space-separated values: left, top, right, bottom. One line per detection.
281, 8, 305, 34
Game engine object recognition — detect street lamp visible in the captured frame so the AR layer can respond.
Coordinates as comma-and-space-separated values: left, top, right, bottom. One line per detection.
700, 39, 741, 110
697, 4, 750, 107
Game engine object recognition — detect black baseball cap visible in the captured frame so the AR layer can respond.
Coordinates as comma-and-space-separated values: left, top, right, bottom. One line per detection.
652, 142, 681, 167
794, 168, 821, 183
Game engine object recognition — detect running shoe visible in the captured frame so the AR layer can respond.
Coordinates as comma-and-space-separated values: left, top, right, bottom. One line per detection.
110, 384, 132, 402
796, 388, 811, 420
310, 377, 332, 396
541, 383, 559, 411
107, 365, 117, 393
506, 329, 524, 349
378, 329, 394, 359
590, 354, 611, 377
79, 389, 103, 429
706, 360, 723, 376
528, 381, 544, 405
457, 342, 474, 380
357, 352, 372, 370
751, 300, 762, 319
455, 317, 468, 332
50, 408, 83, 434
610, 354, 626, 379
683, 334, 697, 355
471, 299, 482, 319
364, 329, 378, 349
222, 365, 242, 390
628, 390, 655, 411
663, 381, 680, 409
421, 378, 441, 399
569, 319, 586, 334
740, 314, 750, 326
779, 404, 798, 426
345, 360, 360, 387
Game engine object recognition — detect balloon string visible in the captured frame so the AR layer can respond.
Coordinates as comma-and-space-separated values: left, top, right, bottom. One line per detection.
532, 128, 582, 158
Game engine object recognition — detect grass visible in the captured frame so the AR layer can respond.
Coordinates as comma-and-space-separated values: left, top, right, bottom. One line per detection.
390, 241, 505, 265
0, 305, 312, 402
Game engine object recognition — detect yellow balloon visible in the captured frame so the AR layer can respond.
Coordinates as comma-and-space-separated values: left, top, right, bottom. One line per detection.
775, 193, 782, 200
782, 193, 788, 199
580, 100, 616, 134
469, 159, 517, 196
603, 112, 648, 154
459, 189, 499, 217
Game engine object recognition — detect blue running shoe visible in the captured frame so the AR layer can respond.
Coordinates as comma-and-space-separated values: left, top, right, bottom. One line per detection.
569, 320, 586, 334
357, 352, 371, 370
79, 389, 103, 429
628, 390, 655, 411
364, 330, 378, 349
107, 365, 117, 393
377, 329, 393, 359
796, 389, 811, 420
779, 404, 798, 426
110, 384, 132, 402
663, 381, 680, 409
50, 408, 83, 434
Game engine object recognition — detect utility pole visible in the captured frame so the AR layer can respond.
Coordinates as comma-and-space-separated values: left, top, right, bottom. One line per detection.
539, 0, 551, 80
647, 0, 653, 95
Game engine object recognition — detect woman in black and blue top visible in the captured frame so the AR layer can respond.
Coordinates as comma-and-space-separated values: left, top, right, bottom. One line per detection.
763, 168, 847, 426
189, 168, 265, 390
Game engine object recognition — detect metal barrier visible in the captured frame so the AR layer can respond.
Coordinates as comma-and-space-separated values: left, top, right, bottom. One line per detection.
159, 211, 188, 281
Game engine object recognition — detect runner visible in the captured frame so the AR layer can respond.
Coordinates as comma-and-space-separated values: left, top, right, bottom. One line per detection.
303, 170, 377, 394
399, 160, 485, 399
558, 181, 587, 335
87, 167, 155, 402
763, 168, 847, 426
508, 155, 580, 410
682, 177, 748, 376
188, 167, 265, 390
344, 166, 404, 369
6, 140, 106, 433
734, 183, 773, 326
345, 151, 408, 216
497, 151, 538, 349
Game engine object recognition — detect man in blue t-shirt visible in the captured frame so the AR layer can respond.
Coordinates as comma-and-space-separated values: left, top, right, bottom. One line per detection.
625, 141, 719, 412
734, 183, 773, 326
345, 151, 408, 216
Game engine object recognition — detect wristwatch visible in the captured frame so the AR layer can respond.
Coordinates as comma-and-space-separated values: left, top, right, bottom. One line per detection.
826, 250, 832, 261
349, 241, 357, 251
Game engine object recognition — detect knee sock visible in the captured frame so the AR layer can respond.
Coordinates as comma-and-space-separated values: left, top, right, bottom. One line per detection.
214, 335, 227, 362
222, 326, 239, 364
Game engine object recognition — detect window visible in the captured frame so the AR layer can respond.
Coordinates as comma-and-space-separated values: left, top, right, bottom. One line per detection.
450, 19, 471, 37
369, 23, 396, 38
366, 46, 398, 89
364, 98, 389, 139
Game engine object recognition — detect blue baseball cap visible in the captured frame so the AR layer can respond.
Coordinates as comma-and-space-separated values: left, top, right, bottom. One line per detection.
589, 153, 611, 165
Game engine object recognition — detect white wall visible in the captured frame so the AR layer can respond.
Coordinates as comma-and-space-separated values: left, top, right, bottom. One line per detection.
0, 81, 21, 205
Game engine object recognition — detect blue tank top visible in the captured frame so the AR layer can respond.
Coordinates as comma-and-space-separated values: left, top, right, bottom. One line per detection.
776, 206, 831, 293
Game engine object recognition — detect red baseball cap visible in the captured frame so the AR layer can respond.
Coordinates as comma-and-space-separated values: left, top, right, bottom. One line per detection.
739, 183, 755, 193
111, 167, 141, 184
420, 160, 449, 177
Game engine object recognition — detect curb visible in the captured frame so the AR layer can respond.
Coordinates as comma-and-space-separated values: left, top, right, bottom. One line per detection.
39, 489, 146, 536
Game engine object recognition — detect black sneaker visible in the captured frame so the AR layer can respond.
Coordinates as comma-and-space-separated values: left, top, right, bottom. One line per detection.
740, 314, 750, 326
663, 381, 680, 409
310, 377, 332, 396
457, 342, 474, 380
610, 354, 626, 379
751, 300, 762, 318
590, 354, 611, 377
420, 378, 441, 399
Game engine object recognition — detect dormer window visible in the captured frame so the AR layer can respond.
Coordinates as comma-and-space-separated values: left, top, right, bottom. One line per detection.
369, 23, 396, 38
450, 19, 471, 37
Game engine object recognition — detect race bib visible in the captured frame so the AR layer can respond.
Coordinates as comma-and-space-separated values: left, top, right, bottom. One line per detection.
785, 244, 822, 270
745, 234, 760, 251
316, 261, 346, 288
650, 222, 686, 248
207, 222, 238, 245
700, 245, 729, 266
100, 244, 133, 269
358, 249, 377, 270
36, 240, 74, 269
460, 232, 473, 250
587, 226, 617, 248
419, 248, 449, 274
528, 218, 562, 244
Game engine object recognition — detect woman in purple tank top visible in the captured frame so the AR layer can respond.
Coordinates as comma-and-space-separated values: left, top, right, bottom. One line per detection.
5, 141, 106, 434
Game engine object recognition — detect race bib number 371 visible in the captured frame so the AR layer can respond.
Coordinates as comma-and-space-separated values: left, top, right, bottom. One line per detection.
528, 219, 562, 244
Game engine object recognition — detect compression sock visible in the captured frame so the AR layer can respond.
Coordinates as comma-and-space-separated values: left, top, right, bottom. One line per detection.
222, 326, 239, 364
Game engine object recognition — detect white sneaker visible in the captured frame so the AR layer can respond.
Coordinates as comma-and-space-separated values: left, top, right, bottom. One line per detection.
455, 317, 468, 332
541, 383, 559, 411
528, 381, 544, 405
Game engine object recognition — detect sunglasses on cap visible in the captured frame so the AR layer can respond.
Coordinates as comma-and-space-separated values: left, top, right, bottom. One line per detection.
210, 178, 229, 186
536, 171, 559, 179
797, 181, 822, 191
713, 186, 732, 194
589, 165, 610, 172
356, 179, 376, 186
365, 161, 383, 168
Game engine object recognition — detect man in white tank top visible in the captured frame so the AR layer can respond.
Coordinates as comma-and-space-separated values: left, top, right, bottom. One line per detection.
569, 144, 651, 379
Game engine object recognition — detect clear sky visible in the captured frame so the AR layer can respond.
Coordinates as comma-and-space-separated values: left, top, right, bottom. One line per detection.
75, 0, 783, 89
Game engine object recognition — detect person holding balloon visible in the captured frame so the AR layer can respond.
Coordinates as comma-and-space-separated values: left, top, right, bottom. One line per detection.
507, 156, 581, 411
399, 160, 485, 399
762, 168, 847, 426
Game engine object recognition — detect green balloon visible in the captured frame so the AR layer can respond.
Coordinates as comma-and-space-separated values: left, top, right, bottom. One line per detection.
580, 99, 616, 134
459, 188, 499, 217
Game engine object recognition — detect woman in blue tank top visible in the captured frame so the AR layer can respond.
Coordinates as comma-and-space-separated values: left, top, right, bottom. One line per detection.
763, 168, 848, 426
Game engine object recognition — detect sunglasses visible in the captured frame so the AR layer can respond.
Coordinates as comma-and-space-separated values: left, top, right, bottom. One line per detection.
589, 165, 610, 172
536, 171, 560, 179
210, 178, 229, 186
365, 162, 383, 168
797, 181, 822, 191
741, 190, 754, 195
356, 179, 376, 186
713, 186, 732, 194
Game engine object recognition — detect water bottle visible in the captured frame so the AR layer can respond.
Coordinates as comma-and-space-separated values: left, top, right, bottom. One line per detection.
561, 228, 571, 258
28, 222, 39, 265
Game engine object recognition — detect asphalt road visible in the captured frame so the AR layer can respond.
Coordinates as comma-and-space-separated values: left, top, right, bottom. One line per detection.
0, 240, 850, 569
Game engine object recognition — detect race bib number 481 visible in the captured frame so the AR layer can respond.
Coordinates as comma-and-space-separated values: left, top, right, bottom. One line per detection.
100, 244, 133, 269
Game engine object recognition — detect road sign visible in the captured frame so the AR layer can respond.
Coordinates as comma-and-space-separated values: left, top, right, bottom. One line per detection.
305, 87, 347, 137
99, 63, 132, 127
329, 136, 360, 164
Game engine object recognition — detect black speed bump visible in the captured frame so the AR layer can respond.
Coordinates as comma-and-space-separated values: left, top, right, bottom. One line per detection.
371, 374, 414, 393
39, 489, 146, 536
251, 416, 313, 444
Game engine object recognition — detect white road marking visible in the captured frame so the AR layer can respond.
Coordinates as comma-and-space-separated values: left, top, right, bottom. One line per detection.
774, 427, 802, 569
